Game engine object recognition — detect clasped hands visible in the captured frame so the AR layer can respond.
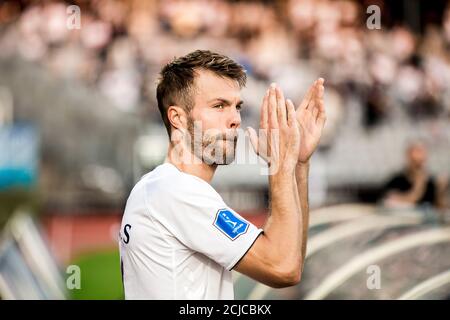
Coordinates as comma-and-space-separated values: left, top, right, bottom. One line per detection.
246, 79, 326, 174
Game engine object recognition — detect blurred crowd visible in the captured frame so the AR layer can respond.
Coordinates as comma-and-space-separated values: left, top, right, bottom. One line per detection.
1, 0, 450, 129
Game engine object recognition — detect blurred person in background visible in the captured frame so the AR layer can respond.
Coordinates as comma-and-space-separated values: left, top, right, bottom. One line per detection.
381, 141, 448, 211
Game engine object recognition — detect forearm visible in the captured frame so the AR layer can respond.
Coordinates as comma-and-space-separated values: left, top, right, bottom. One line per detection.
387, 186, 425, 203
263, 170, 303, 270
295, 161, 309, 272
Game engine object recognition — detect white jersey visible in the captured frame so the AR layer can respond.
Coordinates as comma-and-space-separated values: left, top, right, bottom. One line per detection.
119, 162, 263, 299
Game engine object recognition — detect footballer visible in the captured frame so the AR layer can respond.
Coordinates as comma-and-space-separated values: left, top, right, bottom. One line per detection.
119, 50, 326, 299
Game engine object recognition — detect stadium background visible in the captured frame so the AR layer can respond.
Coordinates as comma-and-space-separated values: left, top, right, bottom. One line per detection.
0, 0, 449, 299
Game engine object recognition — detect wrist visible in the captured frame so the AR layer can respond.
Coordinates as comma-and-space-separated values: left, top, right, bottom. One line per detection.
269, 169, 294, 185
296, 160, 310, 168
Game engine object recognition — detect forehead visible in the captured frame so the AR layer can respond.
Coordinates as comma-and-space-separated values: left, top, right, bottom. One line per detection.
192, 69, 241, 102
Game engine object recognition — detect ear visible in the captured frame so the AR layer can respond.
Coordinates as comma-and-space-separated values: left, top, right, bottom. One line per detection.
167, 106, 188, 130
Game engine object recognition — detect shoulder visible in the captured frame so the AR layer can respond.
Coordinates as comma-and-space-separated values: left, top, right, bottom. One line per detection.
140, 164, 223, 204
386, 172, 407, 184
391, 172, 406, 180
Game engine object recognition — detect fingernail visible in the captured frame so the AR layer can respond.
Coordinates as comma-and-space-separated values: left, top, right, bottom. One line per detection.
270, 82, 277, 89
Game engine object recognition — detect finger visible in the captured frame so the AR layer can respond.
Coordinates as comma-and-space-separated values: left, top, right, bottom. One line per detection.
306, 80, 320, 111
275, 86, 286, 126
260, 89, 269, 129
246, 126, 259, 155
312, 104, 319, 119
268, 83, 278, 129
299, 80, 316, 111
286, 99, 296, 128
314, 83, 325, 121
317, 78, 325, 98
316, 100, 326, 127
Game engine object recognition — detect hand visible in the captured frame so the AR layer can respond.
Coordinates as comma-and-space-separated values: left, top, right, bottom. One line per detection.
296, 78, 326, 164
247, 83, 300, 175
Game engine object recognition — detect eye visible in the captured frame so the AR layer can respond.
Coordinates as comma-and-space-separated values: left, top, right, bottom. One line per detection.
236, 104, 243, 111
214, 104, 224, 109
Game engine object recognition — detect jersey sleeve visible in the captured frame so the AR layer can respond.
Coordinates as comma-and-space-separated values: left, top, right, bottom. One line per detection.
150, 175, 263, 271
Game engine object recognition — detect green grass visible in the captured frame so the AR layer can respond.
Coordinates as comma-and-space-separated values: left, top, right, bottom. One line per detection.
68, 248, 124, 300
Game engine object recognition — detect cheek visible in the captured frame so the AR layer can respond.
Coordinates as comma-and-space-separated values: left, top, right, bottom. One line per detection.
200, 109, 227, 129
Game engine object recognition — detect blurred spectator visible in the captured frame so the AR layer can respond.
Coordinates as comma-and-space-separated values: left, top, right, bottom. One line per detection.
381, 141, 448, 210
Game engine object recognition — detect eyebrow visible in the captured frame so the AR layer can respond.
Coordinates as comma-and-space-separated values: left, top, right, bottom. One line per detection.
208, 98, 244, 106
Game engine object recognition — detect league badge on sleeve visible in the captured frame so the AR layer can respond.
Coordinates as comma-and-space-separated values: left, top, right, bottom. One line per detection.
213, 208, 249, 241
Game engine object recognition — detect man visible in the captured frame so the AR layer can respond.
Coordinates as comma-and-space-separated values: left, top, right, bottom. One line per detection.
382, 141, 448, 209
119, 50, 326, 299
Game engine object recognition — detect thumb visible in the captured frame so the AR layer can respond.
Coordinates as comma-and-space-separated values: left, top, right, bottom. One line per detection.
246, 127, 259, 155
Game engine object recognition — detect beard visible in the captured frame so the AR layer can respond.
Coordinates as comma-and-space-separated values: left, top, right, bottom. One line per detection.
186, 116, 237, 165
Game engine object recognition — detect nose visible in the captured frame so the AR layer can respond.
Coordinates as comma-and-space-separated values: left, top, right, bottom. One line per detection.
228, 106, 241, 129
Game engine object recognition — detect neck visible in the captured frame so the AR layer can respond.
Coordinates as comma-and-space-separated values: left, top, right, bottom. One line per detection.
406, 164, 424, 177
165, 143, 217, 183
